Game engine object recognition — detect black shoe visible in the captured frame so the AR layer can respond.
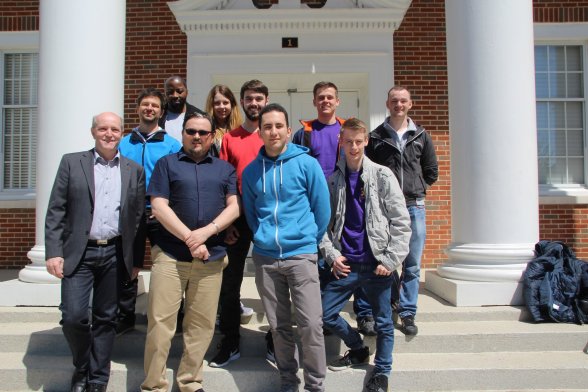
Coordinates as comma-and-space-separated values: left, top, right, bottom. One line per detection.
70, 369, 87, 392
87, 384, 107, 392
401, 315, 418, 336
209, 343, 240, 367
265, 331, 276, 365
364, 373, 388, 392
115, 317, 135, 336
357, 316, 377, 336
328, 346, 369, 371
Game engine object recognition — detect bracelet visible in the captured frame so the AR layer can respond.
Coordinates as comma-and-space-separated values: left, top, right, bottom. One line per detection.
211, 221, 220, 235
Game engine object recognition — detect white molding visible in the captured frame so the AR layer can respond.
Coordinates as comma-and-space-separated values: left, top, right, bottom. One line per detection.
0, 31, 39, 50
534, 22, 588, 41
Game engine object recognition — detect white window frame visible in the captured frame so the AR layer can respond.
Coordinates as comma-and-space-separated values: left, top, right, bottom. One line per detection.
0, 32, 38, 203
535, 23, 588, 204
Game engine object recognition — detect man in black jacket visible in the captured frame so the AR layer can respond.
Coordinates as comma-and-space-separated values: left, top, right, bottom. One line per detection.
159, 75, 206, 142
364, 86, 438, 336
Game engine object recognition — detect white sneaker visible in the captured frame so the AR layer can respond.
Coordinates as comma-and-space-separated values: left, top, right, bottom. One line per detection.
240, 301, 254, 317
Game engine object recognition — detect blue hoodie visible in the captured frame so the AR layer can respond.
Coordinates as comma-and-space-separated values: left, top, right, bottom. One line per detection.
242, 143, 330, 259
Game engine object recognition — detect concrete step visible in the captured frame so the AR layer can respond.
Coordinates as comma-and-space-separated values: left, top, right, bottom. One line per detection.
1, 351, 587, 391
1, 319, 586, 358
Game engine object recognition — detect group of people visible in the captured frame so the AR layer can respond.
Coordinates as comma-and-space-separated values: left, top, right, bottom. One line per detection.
44, 76, 438, 392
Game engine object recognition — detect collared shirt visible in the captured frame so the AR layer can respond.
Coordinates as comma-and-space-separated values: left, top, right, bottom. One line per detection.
89, 151, 122, 240
383, 117, 418, 152
147, 149, 237, 262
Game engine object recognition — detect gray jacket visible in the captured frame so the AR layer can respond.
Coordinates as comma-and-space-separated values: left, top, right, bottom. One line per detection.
319, 156, 411, 272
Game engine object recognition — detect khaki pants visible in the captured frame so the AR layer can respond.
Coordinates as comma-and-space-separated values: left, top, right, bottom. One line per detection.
141, 246, 227, 392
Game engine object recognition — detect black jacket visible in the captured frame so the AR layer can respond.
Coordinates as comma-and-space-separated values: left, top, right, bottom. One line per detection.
523, 241, 588, 324
366, 121, 438, 205
158, 102, 206, 129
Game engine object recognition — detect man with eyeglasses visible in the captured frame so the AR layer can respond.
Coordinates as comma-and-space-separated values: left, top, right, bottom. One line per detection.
141, 112, 239, 392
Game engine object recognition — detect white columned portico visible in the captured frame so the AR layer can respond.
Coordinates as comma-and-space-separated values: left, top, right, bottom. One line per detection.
10, 0, 126, 303
426, 0, 539, 306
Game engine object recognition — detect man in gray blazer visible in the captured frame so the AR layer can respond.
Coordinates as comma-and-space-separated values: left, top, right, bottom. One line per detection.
45, 112, 145, 392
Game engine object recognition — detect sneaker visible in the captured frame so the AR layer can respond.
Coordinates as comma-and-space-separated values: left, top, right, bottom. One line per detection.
240, 301, 254, 324
400, 315, 418, 336
328, 346, 369, 371
265, 332, 276, 365
209, 344, 240, 368
115, 318, 135, 336
357, 316, 377, 336
364, 373, 388, 392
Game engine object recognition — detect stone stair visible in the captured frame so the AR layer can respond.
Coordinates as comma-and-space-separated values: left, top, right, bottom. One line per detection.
0, 271, 587, 391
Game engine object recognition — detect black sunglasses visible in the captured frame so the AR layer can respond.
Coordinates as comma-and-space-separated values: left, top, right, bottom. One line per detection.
184, 128, 213, 137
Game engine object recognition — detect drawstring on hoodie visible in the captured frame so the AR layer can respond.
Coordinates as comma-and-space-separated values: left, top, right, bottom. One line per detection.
261, 158, 284, 194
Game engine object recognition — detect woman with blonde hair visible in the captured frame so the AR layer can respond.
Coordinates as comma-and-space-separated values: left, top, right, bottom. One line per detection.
205, 84, 243, 156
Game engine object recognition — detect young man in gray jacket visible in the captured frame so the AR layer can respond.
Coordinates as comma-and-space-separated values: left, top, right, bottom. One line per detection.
320, 118, 411, 392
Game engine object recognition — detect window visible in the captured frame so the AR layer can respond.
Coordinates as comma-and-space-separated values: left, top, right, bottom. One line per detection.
535, 45, 585, 185
1, 52, 38, 192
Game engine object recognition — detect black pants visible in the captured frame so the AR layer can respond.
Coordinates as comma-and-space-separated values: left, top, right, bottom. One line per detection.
218, 215, 253, 345
61, 241, 121, 385
117, 214, 160, 322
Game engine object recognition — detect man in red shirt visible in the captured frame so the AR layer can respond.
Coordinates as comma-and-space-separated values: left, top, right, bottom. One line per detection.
210, 80, 269, 367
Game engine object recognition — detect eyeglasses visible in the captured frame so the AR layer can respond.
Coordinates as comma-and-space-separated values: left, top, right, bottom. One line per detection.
184, 128, 213, 137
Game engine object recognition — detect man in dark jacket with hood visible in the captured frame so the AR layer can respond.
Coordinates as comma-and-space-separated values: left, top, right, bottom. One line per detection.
365, 86, 438, 336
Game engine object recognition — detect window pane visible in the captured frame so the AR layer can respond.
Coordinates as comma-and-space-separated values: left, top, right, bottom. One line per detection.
536, 102, 548, 128
552, 130, 566, 156
549, 46, 566, 71
549, 72, 567, 98
548, 102, 565, 128
567, 130, 584, 156
549, 158, 568, 183
567, 73, 583, 98
568, 158, 585, 183
537, 129, 550, 157
535, 46, 548, 72
566, 46, 582, 72
536, 73, 548, 98
567, 101, 583, 129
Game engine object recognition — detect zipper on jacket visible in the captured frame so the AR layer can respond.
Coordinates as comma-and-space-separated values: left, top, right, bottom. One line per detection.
271, 161, 283, 258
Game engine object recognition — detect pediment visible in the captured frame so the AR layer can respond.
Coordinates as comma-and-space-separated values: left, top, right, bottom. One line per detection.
168, 0, 412, 34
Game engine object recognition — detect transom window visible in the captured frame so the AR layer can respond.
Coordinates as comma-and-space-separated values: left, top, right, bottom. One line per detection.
1, 52, 38, 191
535, 44, 585, 185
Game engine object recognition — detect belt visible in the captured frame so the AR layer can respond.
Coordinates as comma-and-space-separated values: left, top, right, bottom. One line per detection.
87, 236, 120, 246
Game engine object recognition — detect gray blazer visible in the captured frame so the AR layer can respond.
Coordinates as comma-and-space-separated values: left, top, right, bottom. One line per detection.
45, 149, 145, 277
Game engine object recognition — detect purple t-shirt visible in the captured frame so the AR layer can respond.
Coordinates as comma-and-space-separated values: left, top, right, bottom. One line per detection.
311, 121, 341, 179
341, 169, 375, 264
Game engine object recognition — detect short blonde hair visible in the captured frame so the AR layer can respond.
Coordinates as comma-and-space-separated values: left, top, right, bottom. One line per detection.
340, 118, 368, 138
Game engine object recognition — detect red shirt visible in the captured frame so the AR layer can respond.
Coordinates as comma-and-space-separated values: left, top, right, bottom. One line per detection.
219, 125, 264, 193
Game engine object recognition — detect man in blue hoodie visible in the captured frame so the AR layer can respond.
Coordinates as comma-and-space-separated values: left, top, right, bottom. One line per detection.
242, 103, 330, 392
117, 88, 181, 334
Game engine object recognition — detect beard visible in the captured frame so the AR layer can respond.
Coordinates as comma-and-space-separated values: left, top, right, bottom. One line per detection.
167, 98, 186, 114
244, 107, 260, 122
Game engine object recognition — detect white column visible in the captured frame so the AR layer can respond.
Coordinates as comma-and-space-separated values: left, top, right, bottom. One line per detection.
19, 0, 126, 284
426, 0, 539, 305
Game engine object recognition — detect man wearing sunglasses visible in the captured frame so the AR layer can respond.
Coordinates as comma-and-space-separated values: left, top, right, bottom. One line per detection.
141, 112, 239, 392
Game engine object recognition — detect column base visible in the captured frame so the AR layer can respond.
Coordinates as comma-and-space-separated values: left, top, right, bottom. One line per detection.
425, 270, 524, 306
20, 244, 60, 284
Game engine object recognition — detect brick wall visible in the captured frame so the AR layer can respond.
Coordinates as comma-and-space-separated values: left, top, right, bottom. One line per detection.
533, 0, 588, 22
393, 0, 451, 267
0, 209, 35, 268
0, 0, 39, 31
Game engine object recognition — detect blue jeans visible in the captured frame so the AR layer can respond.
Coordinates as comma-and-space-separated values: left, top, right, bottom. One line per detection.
60, 242, 120, 385
354, 204, 426, 319
322, 263, 394, 376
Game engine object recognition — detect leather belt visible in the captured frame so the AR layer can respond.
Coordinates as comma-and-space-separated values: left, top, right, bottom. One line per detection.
87, 236, 120, 246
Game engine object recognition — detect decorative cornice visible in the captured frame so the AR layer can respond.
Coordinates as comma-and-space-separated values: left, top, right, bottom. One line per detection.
168, 0, 411, 35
